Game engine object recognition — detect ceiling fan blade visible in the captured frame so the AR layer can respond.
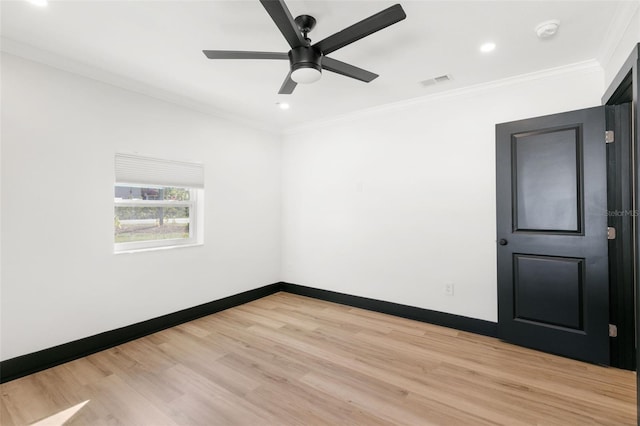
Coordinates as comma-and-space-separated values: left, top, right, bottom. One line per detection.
322, 57, 378, 82
203, 50, 289, 60
313, 4, 406, 55
278, 71, 297, 94
260, 0, 307, 49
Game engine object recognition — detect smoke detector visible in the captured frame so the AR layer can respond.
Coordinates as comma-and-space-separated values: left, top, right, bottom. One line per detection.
535, 20, 560, 39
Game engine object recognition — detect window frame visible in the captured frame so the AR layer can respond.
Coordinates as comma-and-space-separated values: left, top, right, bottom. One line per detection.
114, 153, 204, 254
114, 184, 199, 253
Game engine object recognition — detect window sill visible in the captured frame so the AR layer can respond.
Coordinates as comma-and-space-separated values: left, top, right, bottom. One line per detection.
114, 242, 203, 255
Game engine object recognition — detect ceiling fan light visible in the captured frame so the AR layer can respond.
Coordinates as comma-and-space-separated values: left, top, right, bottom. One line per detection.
291, 66, 322, 84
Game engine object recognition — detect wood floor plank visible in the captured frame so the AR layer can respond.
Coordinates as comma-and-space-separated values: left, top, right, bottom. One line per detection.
0, 292, 635, 425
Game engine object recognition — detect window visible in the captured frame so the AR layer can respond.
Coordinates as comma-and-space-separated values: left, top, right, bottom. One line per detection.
114, 154, 204, 252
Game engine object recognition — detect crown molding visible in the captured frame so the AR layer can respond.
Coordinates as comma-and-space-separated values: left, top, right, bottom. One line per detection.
0, 36, 608, 139
0, 37, 280, 136
597, 1, 640, 72
283, 59, 603, 136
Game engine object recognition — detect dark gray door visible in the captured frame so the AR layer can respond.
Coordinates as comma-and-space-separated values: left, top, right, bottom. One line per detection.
496, 106, 609, 365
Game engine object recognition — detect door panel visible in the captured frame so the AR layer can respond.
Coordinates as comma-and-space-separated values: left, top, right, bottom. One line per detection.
513, 127, 581, 233
513, 255, 584, 330
496, 106, 609, 365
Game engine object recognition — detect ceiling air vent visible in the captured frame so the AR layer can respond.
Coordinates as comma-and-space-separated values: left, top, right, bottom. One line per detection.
420, 74, 452, 87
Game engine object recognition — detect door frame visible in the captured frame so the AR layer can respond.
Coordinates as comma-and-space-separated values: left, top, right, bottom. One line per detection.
601, 42, 639, 412
606, 103, 634, 370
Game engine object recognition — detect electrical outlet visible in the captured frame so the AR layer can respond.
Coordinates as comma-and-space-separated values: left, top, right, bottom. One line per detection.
444, 283, 454, 296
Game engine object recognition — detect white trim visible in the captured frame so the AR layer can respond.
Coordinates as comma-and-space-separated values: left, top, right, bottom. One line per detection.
115, 236, 197, 253
114, 242, 204, 255
597, 1, 640, 72
283, 60, 603, 136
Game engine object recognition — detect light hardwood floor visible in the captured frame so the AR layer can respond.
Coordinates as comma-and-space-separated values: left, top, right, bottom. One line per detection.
1, 292, 636, 425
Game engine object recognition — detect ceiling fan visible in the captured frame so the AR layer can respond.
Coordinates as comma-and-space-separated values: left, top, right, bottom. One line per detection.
202, 0, 406, 94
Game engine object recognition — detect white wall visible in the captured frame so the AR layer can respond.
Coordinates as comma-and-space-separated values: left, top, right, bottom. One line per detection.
0, 48, 619, 361
0, 53, 282, 360
281, 64, 605, 323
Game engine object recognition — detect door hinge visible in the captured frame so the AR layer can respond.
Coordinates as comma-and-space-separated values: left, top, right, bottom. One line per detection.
607, 227, 616, 240
609, 324, 618, 337
605, 130, 614, 143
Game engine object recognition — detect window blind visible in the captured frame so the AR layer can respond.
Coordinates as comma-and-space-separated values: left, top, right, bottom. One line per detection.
115, 153, 204, 188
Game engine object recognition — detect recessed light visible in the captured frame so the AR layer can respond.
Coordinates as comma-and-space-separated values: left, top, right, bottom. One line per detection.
26, 0, 48, 7
480, 42, 496, 53
277, 102, 290, 110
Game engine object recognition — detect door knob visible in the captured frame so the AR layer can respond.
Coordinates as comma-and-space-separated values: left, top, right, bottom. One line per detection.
499, 239, 508, 246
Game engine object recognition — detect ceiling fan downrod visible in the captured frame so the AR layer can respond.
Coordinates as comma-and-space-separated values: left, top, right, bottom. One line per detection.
294, 14, 316, 44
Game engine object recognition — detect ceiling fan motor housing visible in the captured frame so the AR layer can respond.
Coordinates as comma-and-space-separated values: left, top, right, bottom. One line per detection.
289, 46, 322, 73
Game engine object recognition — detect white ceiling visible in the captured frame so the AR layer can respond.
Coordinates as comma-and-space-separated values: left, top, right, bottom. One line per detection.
0, 0, 635, 131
